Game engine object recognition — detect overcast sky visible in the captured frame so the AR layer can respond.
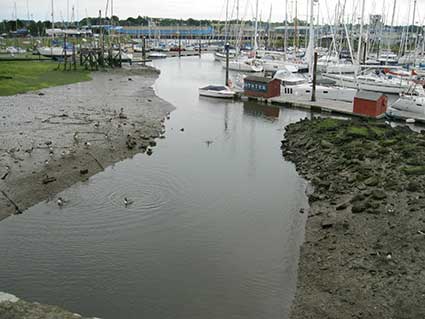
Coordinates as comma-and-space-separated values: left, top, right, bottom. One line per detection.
0, 0, 423, 26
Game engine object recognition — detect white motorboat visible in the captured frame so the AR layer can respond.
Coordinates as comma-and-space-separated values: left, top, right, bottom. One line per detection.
214, 51, 236, 61
6, 46, 26, 54
109, 50, 133, 62
133, 45, 145, 53
222, 59, 264, 72
199, 85, 236, 99
38, 46, 73, 57
148, 52, 167, 59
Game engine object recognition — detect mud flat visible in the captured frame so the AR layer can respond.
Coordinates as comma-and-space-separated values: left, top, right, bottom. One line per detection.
283, 118, 425, 318
0, 66, 174, 220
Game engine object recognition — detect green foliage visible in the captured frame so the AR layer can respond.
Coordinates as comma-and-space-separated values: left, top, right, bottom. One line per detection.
0, 61, 91, 96
346, 126, 370, 138
316, 118, 341, 131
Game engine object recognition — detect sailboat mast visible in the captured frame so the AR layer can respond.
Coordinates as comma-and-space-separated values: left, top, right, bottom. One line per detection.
67, 0, 69, 27
26, 0, 30, 21
389, 0, 396, 51
224, 0, 229, 43
236, 0, 239, 23
254, 0, 259, 51
308, 0, 314, 76
284, 0, 288, 55
410, 0, 417, 52
294, 0, 298, 50
51, 0, 55, 30
14, 2, 17, 31
305, 0, 309, 48
267, 4, 272, 49
357, 0, 365, 63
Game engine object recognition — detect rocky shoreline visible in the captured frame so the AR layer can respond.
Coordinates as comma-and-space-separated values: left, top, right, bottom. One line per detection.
0, 292, 97, 319
0, 65, 174, 220
283, 118, 425, 318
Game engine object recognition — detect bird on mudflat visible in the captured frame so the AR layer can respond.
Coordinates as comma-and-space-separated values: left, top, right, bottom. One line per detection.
57, 197, 64, 207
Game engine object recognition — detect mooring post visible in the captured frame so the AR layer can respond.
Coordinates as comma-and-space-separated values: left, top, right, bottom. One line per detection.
142, 36, 146, 65
225, 42, 230, 86
312, 51, 318, 102
72, 43, 76, 70
178, 32, 181, 58
198, 38, 201, 57
99, 10, 104, 67
362, 40, 367, 65
63, 33, 68, 70
119, 41, 122, 67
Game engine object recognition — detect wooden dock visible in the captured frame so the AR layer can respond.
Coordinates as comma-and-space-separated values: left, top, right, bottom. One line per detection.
252, 95, 424, 125
269, 95, 357, 117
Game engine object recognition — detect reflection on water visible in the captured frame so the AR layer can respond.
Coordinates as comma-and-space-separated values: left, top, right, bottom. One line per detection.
243, 101, 281, 119
0, 54, 309, 319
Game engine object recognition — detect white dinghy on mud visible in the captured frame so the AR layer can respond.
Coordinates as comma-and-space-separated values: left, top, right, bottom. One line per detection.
198, 85, 236, 99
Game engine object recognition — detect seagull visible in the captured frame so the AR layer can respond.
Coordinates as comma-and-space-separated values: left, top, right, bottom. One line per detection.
84, 141, 91, 148
124, 197, 133, 207
94, 121, 100, 128
119, 108, 127, 119
24, 147, 34, 156
44, 159, 49, 166
386, 253, 392, 260
73, 132, 79, 144
57, 197, 64, 207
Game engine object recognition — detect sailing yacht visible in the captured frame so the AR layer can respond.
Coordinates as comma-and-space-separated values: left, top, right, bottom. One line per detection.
222, 58, 264, 72
214, 50, 236, 62
323, 72, 412, 94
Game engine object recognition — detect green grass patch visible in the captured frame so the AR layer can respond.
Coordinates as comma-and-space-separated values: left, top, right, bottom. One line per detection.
346, 126, 370, 138
315, 118, 341, 131
0, 61, 91, 96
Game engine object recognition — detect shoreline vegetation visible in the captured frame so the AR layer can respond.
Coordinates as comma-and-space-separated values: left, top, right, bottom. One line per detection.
0, 61, 91, 96
283, 118, 425, 318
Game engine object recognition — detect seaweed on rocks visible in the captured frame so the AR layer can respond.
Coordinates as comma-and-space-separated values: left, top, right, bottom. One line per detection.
284, 117, 425, 319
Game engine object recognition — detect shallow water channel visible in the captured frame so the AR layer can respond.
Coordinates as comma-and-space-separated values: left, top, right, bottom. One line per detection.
0, 54, 310, 319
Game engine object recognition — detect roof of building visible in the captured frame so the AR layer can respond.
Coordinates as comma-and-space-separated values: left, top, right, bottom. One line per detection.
245, 76, 278, 83
355, 90, 385, 101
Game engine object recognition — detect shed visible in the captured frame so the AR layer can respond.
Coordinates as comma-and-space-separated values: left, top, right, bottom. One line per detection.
353, 91, 387, 117
244, 76, 281, 99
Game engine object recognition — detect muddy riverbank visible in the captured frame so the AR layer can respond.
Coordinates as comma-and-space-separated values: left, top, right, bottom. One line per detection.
283, 118, 425, 318
0, 66, 174, 220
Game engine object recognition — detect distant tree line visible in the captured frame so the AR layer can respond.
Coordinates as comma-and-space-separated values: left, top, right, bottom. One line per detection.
0, 15, 417, 37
